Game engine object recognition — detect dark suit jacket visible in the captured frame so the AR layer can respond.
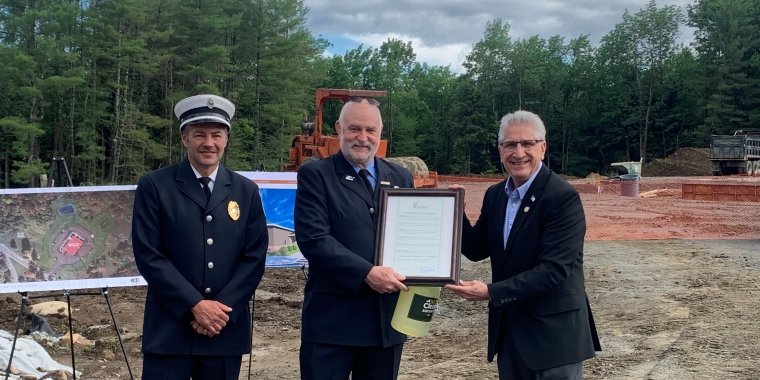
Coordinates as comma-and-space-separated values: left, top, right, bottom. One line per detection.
294, 152, 414, 347
461, 165, 601, 370
132, 158, 268, 356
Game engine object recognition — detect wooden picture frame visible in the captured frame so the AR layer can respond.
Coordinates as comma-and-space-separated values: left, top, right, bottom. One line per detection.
375, 188, 464, 286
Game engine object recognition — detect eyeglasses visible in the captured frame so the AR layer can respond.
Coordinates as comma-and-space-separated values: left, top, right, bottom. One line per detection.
347, 96, 381, 107
499, 139, 544, 151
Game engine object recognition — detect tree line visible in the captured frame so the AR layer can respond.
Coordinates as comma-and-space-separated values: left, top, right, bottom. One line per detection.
1, 0, 758, 187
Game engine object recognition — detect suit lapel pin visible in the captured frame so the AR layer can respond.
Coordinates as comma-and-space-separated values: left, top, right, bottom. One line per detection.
530, 195, 536, 202
380, 181, 391, 186
345, 175, 355, 181
524, 206, 530, 213
393, 186, 399, 188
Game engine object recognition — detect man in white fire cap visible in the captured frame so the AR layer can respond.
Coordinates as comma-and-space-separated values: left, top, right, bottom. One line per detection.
132, 94, 268, 380
176, 94, 236, 130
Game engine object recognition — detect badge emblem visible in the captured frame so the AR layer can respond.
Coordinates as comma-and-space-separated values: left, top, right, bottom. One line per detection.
530, 195, 536, 202
207, 98, 214, 109
228, 201, 240, 221
524, 206, 530, 213
345, 175, 355, 181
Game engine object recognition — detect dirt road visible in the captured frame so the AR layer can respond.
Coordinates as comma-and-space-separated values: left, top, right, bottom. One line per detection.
247, 239, 760, 380
585, 239, 760, 380
15, 238, 756, 379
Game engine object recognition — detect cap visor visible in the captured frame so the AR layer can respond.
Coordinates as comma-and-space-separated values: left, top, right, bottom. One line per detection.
180, 116, 231, 130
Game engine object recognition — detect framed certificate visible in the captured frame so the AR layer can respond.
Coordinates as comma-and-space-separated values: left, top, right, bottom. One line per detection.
375, 188, 464, 286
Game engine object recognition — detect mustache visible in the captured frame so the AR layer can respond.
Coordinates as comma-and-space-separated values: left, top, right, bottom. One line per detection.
350, 141, 373, 148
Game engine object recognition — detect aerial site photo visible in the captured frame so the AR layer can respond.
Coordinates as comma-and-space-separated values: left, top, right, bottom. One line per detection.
0, 188, 138, 293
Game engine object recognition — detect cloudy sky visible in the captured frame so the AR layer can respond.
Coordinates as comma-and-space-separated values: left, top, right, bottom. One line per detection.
303, 0, 694, 72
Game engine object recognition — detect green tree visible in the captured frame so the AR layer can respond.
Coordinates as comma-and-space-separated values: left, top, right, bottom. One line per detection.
631, 0, 686, 162
463, 19, 512, 122
557, 36, 595, 175
658, 48, 705, 156
234, 0, 328, 171
373, 39, 416, 154
406, 63, 458, 172
689, 0, 760, 135
0, 117, 46, 187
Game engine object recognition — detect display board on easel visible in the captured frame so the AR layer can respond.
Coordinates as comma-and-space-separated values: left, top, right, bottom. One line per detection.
0, 172, 301, 294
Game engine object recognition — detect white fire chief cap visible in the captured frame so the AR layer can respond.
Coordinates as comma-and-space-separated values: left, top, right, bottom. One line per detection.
174, 94, 236, 131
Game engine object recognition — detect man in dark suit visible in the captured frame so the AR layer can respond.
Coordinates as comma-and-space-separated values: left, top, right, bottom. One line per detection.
446, 110, 601, 380
132, 94, 268, 380
294, 97, 414, 380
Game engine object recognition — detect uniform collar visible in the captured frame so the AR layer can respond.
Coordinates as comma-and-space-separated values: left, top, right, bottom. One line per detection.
505, 161, 543, 199
190, 164, 219, 183
351, 159, 377, 181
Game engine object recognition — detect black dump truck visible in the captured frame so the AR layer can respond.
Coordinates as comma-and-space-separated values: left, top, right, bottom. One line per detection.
710, 130, 760, 175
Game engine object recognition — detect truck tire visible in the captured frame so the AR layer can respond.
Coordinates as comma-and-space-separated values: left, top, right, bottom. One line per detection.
754, 161, 760, 176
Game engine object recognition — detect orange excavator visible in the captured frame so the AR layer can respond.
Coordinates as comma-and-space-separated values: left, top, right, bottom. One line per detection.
284, 88, 437, 188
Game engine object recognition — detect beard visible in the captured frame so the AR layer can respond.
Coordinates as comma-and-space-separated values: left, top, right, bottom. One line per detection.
340, 139, 377, 166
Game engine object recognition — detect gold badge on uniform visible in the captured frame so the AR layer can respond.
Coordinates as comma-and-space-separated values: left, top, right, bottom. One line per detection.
228, 201, 240, 221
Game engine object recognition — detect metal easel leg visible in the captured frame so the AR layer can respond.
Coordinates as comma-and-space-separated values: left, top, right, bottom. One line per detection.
247, 295, 256, 380
4, 292, 28, 380
65, 290, 77, 380
102, 288, 134, 380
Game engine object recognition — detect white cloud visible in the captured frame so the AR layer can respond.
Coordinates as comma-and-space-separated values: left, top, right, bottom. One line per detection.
342, 33, 472, 73
305, 0, 695, 73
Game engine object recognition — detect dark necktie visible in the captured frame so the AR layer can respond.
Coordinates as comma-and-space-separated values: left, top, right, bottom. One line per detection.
358, 169, 374, 198
198, 177, 212, 201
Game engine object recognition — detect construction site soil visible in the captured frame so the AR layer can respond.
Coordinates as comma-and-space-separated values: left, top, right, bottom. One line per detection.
2, 147, 760, 379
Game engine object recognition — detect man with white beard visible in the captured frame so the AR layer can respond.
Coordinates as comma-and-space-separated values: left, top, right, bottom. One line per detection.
294, 97, 414, 380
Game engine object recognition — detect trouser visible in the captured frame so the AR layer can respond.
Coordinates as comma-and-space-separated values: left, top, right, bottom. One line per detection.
300, 341, 403, 380
141, 353, 242, 380
496, 323, 583, 380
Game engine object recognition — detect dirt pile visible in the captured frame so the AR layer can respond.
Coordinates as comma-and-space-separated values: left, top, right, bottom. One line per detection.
642, 147, 711, 177
585, 172, 607, 180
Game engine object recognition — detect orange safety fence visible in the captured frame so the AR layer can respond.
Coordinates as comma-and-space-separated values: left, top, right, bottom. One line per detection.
435, 175, 760, 241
